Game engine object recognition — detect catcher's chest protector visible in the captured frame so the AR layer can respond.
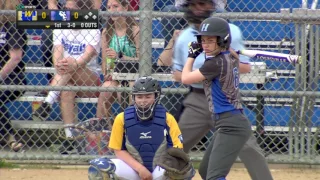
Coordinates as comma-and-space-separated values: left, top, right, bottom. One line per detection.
124, 105, 168, 172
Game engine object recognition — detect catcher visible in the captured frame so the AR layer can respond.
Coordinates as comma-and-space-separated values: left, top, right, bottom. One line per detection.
88, 76, 195, 180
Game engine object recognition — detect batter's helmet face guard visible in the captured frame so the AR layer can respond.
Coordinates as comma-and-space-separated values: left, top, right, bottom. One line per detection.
182, 0, 215, 24
196, 17, 231, 49
132, 76, 161, 121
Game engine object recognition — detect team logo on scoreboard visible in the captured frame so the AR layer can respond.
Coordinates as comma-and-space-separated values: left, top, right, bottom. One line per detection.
17, 11, 37, 21
51, 11, 71, 21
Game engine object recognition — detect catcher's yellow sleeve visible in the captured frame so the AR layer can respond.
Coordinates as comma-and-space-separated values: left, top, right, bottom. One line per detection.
166, 113, 183, 149
108, 112, 125, 150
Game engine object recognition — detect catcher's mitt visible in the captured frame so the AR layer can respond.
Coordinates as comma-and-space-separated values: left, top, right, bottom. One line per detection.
156, 148, 195, 179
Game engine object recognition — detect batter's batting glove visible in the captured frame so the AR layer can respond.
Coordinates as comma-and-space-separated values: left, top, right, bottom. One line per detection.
188, 41, 203, 59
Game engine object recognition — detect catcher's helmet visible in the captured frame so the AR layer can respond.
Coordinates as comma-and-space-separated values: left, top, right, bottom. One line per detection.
182, 0, 215, 24
196, 17, 231, 48
132, 76, 161, 121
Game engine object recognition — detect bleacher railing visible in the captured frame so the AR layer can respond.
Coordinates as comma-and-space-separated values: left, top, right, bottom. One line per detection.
1, 0, 320, 165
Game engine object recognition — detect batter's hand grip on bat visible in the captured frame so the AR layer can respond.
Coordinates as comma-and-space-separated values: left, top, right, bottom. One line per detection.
237, 50, 302, 64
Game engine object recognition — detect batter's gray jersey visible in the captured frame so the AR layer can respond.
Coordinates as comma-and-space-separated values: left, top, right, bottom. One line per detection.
199, 51, 243, 114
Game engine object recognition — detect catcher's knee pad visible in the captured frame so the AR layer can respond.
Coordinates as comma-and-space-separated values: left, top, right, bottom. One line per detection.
88, 157, 117, 180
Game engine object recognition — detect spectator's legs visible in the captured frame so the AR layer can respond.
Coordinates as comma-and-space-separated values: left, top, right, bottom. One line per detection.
59, 85, 77, 154
160, 5, 187, 47
96, 81, 119, 119
60, 86, 77, 126
32, 70, 90, 121
45, 73, 72, 104
0, 105, 14, 142
41, 30, 53, 83
0, 105, 23, 151
50, 72, 73, 86
61, 67, 101, 132
0, 87, 25, 151
59, 67, 100, 154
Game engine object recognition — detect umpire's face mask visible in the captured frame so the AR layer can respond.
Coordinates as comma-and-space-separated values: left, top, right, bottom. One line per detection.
133, 93, 159, 121
185, 1, 214, 24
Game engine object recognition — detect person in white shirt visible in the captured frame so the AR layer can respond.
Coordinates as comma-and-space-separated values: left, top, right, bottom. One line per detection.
32, 0, 101, 154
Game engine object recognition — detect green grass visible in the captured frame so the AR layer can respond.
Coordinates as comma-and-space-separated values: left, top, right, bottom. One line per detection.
0, 159, 201, 170
0, 160, 62, 169
0, 159, 20, 168
20, 164, 62, 169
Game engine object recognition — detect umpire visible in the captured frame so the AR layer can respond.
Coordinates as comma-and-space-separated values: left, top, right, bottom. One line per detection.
172, 0, 274, 179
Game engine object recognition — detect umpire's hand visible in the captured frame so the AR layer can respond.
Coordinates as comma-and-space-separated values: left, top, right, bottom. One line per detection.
188, 41, 203, 59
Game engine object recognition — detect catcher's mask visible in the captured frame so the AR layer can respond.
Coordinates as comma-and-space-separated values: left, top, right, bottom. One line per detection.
132, 76, 161, 121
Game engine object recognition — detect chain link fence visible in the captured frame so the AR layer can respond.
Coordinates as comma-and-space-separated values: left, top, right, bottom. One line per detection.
1, 0, 320, 165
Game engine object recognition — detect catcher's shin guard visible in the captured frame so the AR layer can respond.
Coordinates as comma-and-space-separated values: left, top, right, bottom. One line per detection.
88, 157, 117, 180
88, 166, 112, 180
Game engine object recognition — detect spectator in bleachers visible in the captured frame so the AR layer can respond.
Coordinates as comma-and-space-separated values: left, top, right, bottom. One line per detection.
32, 0, 101, 153
49, 0, 102, 9
22, 0, 102, 91
101, 0, 139, 12
0, 0, 27, 152
130, 0, 139, 10
22, 0, 65, 87
23, 0, 102, 10
160, 0, 227, 47
96, 0, 140, 119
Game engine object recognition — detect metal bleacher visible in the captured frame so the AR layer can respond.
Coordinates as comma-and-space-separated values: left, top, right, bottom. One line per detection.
10, 0, 320, 133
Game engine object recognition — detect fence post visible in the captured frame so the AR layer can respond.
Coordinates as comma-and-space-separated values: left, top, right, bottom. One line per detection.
138, 0, 153, 77
311, 27, 320, 158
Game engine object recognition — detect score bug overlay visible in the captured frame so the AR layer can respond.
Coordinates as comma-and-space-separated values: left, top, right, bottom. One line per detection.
16, 9, 99, 29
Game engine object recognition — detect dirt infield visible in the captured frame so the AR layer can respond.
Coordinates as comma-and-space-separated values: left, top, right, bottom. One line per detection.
1, 166, 320, 180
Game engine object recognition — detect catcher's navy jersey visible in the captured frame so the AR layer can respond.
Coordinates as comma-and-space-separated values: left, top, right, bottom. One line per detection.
199, 51, 243, 114
109, 107, 183, 151
109, 105, 183, 172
